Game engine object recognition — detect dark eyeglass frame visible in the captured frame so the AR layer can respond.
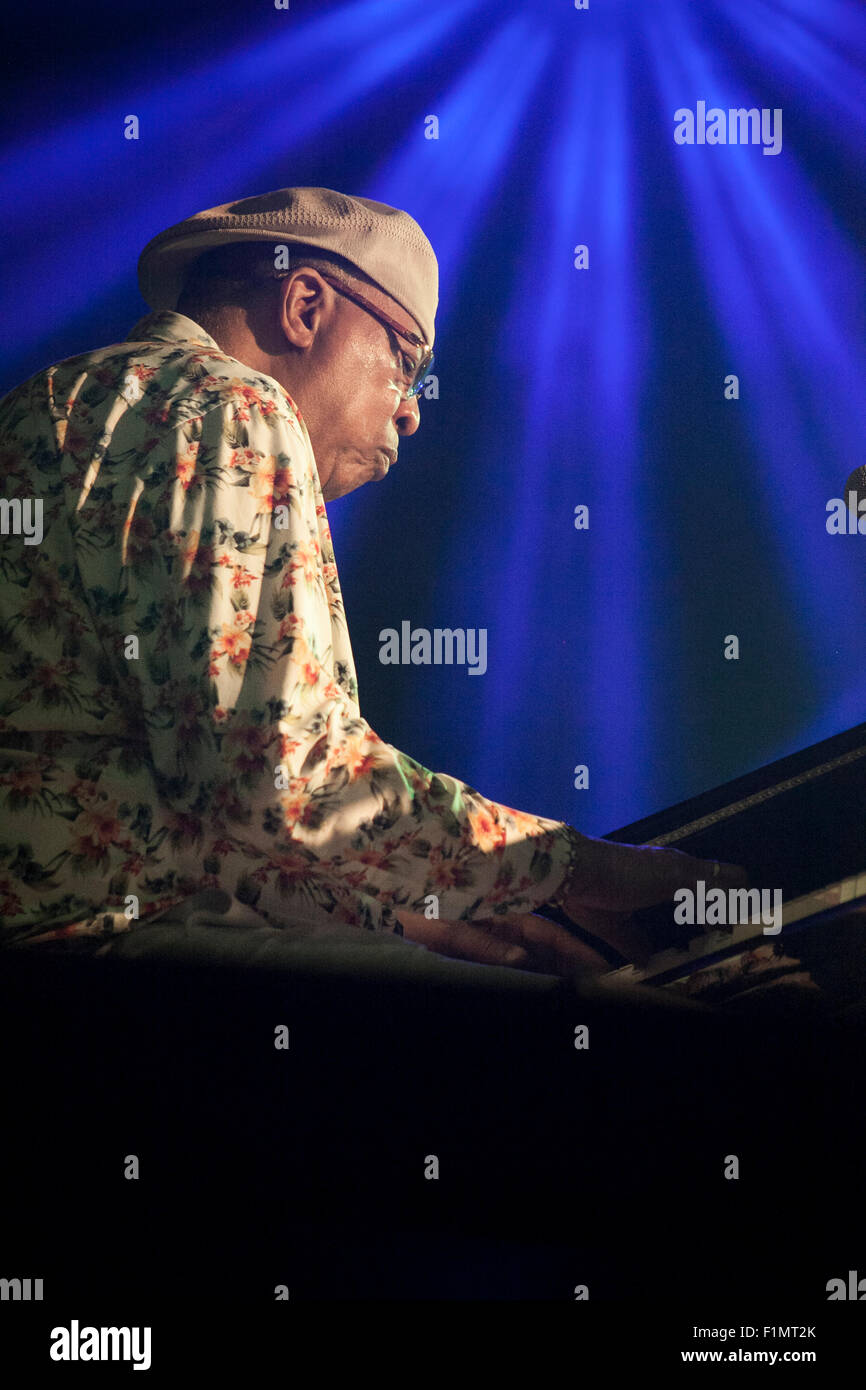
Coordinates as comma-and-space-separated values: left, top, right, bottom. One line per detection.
271, 266, 434, 399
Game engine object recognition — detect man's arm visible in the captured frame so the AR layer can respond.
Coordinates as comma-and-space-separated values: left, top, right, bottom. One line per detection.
97, 380, 581, 935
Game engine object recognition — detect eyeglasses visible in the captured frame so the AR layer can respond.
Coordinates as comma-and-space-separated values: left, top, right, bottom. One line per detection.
271, 267, 434, 400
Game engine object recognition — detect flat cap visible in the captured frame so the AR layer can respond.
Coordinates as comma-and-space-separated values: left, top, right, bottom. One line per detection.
137, 186, 439, 346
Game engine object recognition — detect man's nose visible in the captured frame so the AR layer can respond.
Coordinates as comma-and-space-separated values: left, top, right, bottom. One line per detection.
394, 393, 420, 436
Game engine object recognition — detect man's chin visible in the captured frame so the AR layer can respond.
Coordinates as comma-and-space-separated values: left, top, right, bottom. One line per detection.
322, 481, 361, 503
322, 466, 382, 501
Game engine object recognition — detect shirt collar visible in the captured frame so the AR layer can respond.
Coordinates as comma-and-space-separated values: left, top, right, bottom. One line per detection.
125, 309, 221, 351
123, 309, 310, 441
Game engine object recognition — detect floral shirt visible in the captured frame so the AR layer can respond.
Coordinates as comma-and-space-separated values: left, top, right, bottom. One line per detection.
0, 310, 580, 948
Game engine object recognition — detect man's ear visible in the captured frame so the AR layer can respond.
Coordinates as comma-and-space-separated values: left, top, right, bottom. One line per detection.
278, 269, 329, 349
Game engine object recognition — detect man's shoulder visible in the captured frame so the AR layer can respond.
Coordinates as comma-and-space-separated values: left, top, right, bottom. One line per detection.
1, 312, 302, 434
130, 315, 295, 407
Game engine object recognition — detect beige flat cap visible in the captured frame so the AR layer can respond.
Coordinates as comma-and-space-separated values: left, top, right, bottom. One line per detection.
137, 186, 439, 346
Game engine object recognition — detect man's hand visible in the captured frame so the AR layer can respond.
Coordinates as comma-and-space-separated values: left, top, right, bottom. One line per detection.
556, 837, 751, 966
396, 839, 750, 977
559, 836, 750, 915
396, 908, 615, 975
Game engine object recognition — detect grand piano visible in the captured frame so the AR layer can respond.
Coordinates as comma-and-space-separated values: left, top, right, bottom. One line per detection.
596, 720, 866, 1005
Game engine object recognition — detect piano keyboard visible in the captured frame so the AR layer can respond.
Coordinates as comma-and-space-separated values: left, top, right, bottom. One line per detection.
607, 869, 866, 988
594, 718, 866, 996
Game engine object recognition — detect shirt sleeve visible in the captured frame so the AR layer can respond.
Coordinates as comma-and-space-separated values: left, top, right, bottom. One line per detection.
111, 380, 581, 935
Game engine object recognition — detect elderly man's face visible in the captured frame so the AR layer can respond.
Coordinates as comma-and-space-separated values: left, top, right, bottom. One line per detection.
280, 270, 425, 502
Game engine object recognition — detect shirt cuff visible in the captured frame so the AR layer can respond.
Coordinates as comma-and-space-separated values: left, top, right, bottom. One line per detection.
539, 823, 583, 912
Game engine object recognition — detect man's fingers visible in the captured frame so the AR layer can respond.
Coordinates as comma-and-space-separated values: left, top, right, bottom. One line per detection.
483, 913, 614, 974
397, 911, 530, 967
397, 909, 608, 974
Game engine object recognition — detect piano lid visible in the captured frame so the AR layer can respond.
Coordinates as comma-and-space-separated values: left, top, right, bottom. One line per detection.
605, 720, 866, 904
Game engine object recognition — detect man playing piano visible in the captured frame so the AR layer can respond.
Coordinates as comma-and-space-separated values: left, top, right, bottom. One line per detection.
0, 186, 747, 980
3, 186, 862, 1312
